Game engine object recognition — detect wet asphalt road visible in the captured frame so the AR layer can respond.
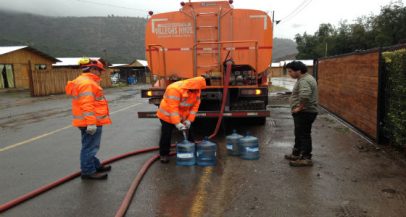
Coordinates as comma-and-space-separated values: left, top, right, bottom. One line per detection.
1, 86, 406, 217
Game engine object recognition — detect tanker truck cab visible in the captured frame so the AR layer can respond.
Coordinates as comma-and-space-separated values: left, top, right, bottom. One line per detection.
138, 0, 273, 124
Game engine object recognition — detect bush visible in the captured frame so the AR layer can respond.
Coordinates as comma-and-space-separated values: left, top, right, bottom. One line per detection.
382, 48, 406, 148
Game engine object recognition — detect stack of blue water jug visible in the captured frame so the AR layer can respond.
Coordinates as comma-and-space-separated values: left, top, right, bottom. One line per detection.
176, 136, 217, 167
226, 130, 260, 160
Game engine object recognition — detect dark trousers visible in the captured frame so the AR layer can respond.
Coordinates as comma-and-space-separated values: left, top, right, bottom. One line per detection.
292, 112, 317, 158
159, 119, 194, 156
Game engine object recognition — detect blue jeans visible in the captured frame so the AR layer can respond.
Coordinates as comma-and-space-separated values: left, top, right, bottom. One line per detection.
79, 126, 103, 175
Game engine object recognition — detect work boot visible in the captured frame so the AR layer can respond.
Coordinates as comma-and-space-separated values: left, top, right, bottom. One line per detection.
96, 165, 112, 173
284, 154, 300, 161
285, 148, 300, 161
81, 172, 108, 180
289, 157, 313, 167
160, 155, 169, 164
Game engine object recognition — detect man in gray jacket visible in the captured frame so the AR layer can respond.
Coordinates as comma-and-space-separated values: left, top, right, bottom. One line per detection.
284, 61, 318, 167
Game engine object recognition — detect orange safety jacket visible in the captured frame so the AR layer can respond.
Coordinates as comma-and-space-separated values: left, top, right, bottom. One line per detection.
65, 73, 112, 127
157, 77, 206, 124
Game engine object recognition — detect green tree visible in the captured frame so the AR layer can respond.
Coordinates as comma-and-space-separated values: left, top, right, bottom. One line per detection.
295, 1, 406, 59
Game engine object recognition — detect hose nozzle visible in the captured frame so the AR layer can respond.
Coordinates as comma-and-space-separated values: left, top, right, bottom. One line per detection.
182, 130, 187, 140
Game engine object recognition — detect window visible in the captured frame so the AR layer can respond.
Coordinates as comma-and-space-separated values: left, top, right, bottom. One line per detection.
35, 64, 47, 70
0, 64, 15, 89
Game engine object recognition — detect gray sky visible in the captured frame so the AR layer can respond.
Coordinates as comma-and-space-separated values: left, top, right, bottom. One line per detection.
0, 0, 404, 39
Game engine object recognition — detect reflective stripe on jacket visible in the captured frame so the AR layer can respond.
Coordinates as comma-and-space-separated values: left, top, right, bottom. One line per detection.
157, 77, 206, 124
65, 73, 112, 127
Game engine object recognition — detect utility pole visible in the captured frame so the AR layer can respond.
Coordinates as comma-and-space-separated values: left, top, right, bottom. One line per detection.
324, 42, 328, 57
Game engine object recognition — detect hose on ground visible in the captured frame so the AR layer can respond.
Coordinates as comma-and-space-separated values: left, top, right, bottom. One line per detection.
1, 61, 233, 215
0, 146, 168, 213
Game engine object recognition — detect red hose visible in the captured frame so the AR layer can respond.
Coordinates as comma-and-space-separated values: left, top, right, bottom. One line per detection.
114, 154, 159, 217
0, 172, 81, 213
114, 152, 176, 217
0, 64, 232, 215
208, 61, 233, 139
114, 63, 233, 215
0, 145, 168, 213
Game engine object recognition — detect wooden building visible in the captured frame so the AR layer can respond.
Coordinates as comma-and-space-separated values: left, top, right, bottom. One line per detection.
53, 57, 112, 76
109, 59, 150, 84
53, 57, 107, 69
269, 60, 314, 78
0, 46, 60, 89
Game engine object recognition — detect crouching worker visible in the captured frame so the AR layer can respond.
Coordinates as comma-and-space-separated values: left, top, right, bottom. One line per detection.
157, 77, 207, 163
65, 58, 112, 180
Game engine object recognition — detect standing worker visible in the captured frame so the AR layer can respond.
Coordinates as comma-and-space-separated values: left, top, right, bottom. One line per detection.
157, 77, 207, 163
284, 61, 318, 167
65, 58, 112, 179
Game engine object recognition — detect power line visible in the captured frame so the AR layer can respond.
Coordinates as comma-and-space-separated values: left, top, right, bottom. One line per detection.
280, 0, 309, 20
277, 0, 313, 24
73, 0, 148, 13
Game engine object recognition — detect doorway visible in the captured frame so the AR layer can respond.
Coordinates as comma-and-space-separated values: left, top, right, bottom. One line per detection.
0, 64, 15, 89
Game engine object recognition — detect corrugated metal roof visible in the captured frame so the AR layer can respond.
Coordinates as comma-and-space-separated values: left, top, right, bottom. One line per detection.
137, 60, 147, 67
271, 60, 314, 67
53, 57, 101, 67
109, 60, 148, 68
0, 46, 28, 56
0, 46, 60, 62
128, 59, 148, 67
110, 64, 128, 67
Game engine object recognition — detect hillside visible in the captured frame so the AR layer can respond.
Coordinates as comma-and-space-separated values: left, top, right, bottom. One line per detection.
0, 10, 297, 63
272, 38, 298, 61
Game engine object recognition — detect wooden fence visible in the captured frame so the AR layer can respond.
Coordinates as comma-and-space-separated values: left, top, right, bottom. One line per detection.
31, 69, 112, 97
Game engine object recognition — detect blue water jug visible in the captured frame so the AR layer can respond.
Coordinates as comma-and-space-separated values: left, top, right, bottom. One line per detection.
226, 130, 243, 156
176, 139, 196, 166
196, 137, 217, 166
238, 132, 260, 160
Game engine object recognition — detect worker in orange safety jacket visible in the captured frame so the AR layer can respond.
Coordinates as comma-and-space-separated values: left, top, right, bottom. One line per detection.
157, 76, 207, 163
65, 58, 112, 180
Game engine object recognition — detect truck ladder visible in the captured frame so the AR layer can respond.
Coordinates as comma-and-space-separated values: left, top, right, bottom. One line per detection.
193, 8, 222, 76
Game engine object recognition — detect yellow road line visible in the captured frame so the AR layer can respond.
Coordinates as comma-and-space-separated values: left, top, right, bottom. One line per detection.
189, 167, 213, 217
0, 103, 142, 153
0, 125, 72, 152
110, 103, 141, 114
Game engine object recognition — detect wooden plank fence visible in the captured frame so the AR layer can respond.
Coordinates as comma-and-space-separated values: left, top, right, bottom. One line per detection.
31, 69, 112, 97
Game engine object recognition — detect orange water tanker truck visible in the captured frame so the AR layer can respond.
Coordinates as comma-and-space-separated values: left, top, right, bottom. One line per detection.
138, 0, 273, 124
